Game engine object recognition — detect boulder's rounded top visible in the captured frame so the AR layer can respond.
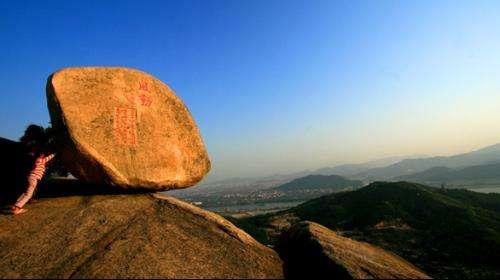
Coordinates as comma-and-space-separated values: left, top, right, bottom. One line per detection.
51, 66, 153, 77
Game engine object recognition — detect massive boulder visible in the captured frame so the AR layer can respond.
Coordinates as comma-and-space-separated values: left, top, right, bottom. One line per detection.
278, 221, 430, 279
0, 180, 283, 278
46, 67, 210, 191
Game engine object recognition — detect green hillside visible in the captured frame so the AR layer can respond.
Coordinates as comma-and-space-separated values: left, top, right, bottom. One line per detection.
274, 174, 363, 191
232, 182, 500, 279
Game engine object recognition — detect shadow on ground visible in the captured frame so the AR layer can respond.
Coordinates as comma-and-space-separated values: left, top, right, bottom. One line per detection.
37, 178, 149, 198
1, 178, 149, 214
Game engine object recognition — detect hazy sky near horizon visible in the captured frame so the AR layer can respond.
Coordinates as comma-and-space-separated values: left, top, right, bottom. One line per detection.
1, 0, 500, 180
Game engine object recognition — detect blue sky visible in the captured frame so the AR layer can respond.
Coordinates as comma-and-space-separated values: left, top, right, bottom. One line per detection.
1, 0, 500, 180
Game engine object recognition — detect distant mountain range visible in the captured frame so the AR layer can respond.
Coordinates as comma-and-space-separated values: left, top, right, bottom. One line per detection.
172, 156, 424, 196
274, 175, 363, 191
352, 143, 500, 181
311, 155, 424, 177
397, 162, 500, 186
171, 142, 500, 197
234, 181, 500, 278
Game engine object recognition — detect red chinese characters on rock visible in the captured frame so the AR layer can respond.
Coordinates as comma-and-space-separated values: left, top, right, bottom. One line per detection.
138, 93, 152, 106
113, 107, 138, 146
138, 80, 153, 107
139, 81, 149, 91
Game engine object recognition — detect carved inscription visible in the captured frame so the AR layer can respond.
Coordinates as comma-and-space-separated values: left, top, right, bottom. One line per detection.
138, 93, 152, 106
139, 80, 149, 91
138, 80, 152, 107
113, 107, 137, 146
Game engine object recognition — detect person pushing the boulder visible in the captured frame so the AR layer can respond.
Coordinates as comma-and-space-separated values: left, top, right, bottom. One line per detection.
11, 125, 56, 215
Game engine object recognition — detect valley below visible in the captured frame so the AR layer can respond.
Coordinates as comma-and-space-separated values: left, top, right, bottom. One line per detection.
228, 182, 500, 279
167, 143, 500, 278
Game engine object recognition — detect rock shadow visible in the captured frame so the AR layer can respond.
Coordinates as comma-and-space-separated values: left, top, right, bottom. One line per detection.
0, 136, 149, 211
36, 178, 149, 198
0, 178, 149, 214
0, 137, 33, 207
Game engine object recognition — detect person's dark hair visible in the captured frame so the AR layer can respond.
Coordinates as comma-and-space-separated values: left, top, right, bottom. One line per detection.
20, 124, 44, 143
18, 124, 65, 177
19, 124, 50, 156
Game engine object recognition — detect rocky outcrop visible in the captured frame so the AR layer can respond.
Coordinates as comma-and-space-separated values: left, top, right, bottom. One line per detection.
278, 221, 430, 279
0, 180, 283, 279
46, 67, 210, 191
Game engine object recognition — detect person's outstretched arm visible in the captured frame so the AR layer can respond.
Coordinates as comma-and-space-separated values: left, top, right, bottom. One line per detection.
42, 153, 55, 163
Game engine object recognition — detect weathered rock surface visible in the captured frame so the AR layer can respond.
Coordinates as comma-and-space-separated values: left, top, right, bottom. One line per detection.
0, 181, 283, 279
278, 221, 430, 279
46, 67, 210, 190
